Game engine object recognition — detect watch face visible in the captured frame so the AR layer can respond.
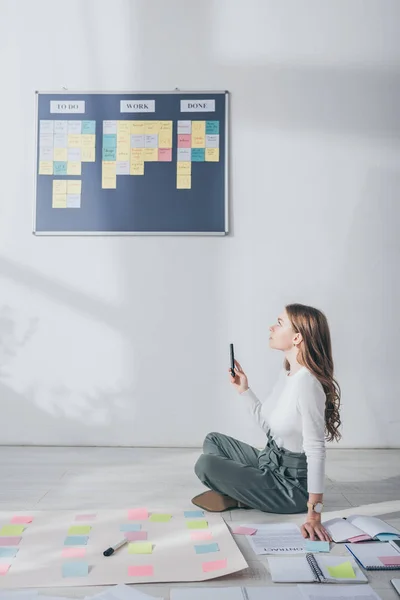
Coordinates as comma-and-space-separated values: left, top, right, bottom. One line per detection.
314, 502, 323, 513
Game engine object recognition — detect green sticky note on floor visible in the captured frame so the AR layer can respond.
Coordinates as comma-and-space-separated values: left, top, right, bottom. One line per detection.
327, 561, 356, 579
68, 525, 91, 535
128, 542, 153, 554
149, 514, 172, 523
186, 520, 208, 529
0, 525, 25, 536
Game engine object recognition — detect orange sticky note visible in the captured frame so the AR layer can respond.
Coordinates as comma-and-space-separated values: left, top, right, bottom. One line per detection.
202, 559, 227, 573
128, 565, 153, 577
62, 548, 86, 558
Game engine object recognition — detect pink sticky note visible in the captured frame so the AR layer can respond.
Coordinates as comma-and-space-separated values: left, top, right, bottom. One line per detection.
202, 559, 227, 573
178, 134, 191, 148
158, 148, 172, 161
124, 531, 148, 541
231, 526, 257, 536
128, 565, 153, 577
10, 516, 33, 524
0, 537, 22, 546
348, 534, 372, 543
75, 514, 97, 521
191, 531, 213, 541
62, 548, 86, 558
0, 564, 10, 576
128, 508, 148, 520
379, 556, 400, 566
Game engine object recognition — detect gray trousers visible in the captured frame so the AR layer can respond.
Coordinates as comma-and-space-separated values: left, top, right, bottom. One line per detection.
194, 431, 308, 514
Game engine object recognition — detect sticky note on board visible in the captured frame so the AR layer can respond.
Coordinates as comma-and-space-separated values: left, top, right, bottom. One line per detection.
206, 121, 219, 134
67, 134, 82, 148
67, 180, 82, 194
305, 540, 330, 552
53, 147, 68, 161
194, 543, 219, 554
81, 134, 96, 148
192, 148, 205, 161
39, 161, 53, 175
0, 525, 25, 536
53, 161, 67, 176
82, 120, 96, 134
53, 180, 67, 194
62, 561, 89, 578
130, 121, 145, 135
177, 161, 191, 175
68, 526, 91, 535
130, 162, 145, 175
327, 561, 356, 579
82, 147, 96, 162
177, 175, 191, 189
186, 520, 208, 529
67, 161, 81, 176
205, 148, 219, 162
117, 120, 130, 134
158, 148, 172, 161
149, 514, 171, 523
128, 565, 153, 577
52, 194, 67, 208
202, 559, 227, 573
128, 542, 152, 554
143, 148, 158, 162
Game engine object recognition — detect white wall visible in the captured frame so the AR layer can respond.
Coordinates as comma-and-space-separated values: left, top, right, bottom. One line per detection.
0, 0, 399, 447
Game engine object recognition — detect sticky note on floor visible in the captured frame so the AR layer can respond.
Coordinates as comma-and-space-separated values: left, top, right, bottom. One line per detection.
10, 516, 33, 524
124, 531, 148, 541
75, 514, 96, 521
191, 531, 213, 541
231, 526, 257, 536
376, 533, 400, 541
120, 523, 141, 531
305, 540, 330, 552
128, 508, 148, 520
379, 556, 400, 566
64, 536, 89, 546
184, 510, 204, 518
149, 514, 172, 523
187, 520, 208, 529
327, 561, 356, 579
62, 561, 89, 578
128, 565, 153, 577
0, 548, 18, 558
0, 537, 22, 546
194, 543, 219, 554
0, 525, 25, 536
62, 548, 86, 558
128, 542, 152, 554
68, 525, 91, 535
202, 559, 227, 573
0, 564, 10, 575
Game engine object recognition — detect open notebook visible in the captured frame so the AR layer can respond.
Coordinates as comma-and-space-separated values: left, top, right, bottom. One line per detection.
268, 554, 368, 583
346, 542, 400, 570
322, 515, 400, 543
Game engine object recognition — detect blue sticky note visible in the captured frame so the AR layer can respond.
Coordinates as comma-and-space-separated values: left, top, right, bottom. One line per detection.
305, 540, 330, 552
0, 547, 18, 557
206, 121, 219, 135
62, 561, 89, 578
192, 148, 205, 161
184, 510, 205, 518
103, 146, 116, 161
82, 120, 96, 135
120, 523, 141, 531
103, 134, 117, 148
376, 533, 400, 541
64, 536, 89, 546
194, 542, 219, 554
53, 161, 67, 175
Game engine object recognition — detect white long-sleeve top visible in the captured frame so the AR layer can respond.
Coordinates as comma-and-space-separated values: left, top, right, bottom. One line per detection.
241, 366, 326, 493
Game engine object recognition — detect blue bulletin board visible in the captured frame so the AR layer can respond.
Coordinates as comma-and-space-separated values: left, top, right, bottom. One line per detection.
33, 91, 229, 235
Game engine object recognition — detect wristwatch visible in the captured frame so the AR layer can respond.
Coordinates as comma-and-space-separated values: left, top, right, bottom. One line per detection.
307, 501, 324, 514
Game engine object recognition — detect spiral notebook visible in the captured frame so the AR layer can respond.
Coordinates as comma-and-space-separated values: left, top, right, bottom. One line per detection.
268, 554, 367, 583
345, 543, 400, 570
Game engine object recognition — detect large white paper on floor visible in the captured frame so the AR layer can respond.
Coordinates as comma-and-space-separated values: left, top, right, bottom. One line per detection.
242, 523, 306, 555
0, 509, 247, 588
298, 584, 383, 600
170, 586, 303, 600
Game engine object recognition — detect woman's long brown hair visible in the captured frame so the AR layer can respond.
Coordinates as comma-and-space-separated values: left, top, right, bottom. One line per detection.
285, 303, 342, 442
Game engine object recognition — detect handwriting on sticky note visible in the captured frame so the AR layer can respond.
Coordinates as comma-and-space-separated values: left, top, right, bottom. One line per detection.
194, 543, 219, 554
191, 531, 213, 541
379, 556, 400, 566
128, 565, 153, 577
124, 531, 148, 541
231, 526, 257, 536
0, 525, 25, 536
0, 564, 10, 576
202, 559, 227, 573
62, 548, 86, 558
10, 516, 33, 524
62, 561, 89, 578
128, 508, 149, 520
187, 520, 208, 529
0, 537, 22, 546
149, 514, 171, 523
128, 542, 152, 554
305, 540, 330, 552
327, 561, 356, 579
68, 525, 91, 535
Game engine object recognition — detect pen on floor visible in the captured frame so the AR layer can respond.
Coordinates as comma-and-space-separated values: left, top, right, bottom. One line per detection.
103, 537, 129, 556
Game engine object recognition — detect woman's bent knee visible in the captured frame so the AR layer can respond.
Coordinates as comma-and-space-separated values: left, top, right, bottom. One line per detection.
194, 453, 218, 482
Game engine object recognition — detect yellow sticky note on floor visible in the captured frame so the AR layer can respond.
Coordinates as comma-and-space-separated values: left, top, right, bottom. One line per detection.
327, 561, 356, 579
205, 148, 219, 162
149, 514, 172, 523
0, 525, 25, 536
53, 180, 67, 194
67, 180, 82, 194
54, 147, 68, 161
186, 520, 208, 529
128, 542, 152, 554
82, 147, 95, 162
177, 175, 191, 189
39, 161, 53, 175
68, 525, 91, 535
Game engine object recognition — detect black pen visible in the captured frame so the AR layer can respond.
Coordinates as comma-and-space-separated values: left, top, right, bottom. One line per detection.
103, 537, 129, 556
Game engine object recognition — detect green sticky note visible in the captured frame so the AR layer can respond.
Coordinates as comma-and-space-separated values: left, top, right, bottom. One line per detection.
186, 520, 208, 529
149, 514, 172, 523
0, 525, 25, 536
327, 561, 356, 579
128, 542, 153, 554
67, 525, 91, 535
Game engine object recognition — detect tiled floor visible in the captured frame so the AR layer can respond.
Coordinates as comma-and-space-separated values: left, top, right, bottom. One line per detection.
1, 447, 400, 599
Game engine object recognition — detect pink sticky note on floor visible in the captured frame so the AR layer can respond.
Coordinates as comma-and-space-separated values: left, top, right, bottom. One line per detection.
202, 559, 227, 573
379, 556, 400, 566
62, 548, 86, 558
128, 508, 148, 520
231, 526, 257, 536
0, 564, 10, 576
10, 516, 33, 524
75, 514, 97, 521
124, 531, 148, 541
348, 534, 372, 543
0, 537, 22, 546
128, 565, 153, 577
191, 531, 213, 541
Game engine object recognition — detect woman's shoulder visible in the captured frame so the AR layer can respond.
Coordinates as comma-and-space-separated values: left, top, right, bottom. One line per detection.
294, 367, 325, 396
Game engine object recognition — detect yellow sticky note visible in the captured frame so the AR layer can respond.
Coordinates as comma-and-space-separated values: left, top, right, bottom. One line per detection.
160, 120, 173, 133
0, 525, 25, 536
130, 149, 144, 163
117, 143, 130, 162
53, 180, 67, 194
149, 514, 172, 523
159, 132, 172, 149
177, 161, 191, 175
102, 161, 116, 189
67, 161, 81, 175
81, 134, 96, 148
186, 520, 208, 529
53, 147, 68, 161
102, 176, 116, 189
39, 161, 53, 175
205, 148, 219, 162
103, 161, 116, 176
52, 194, 67, 208
68, 134, 82, 148
327, 562, 356, 579
118, 120, 131, 134
82, 147, 95, 162
130, 121, 145, 135
68, 525, 91, 535
192, 121, 205, 136
128, 542, 152, 554
144, 148, 158, 162
144, 121, 160, 135
130, 162, 144, 176
192, 134, 205, 148
177, 175, 191, 189
67, 180, 82, 194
